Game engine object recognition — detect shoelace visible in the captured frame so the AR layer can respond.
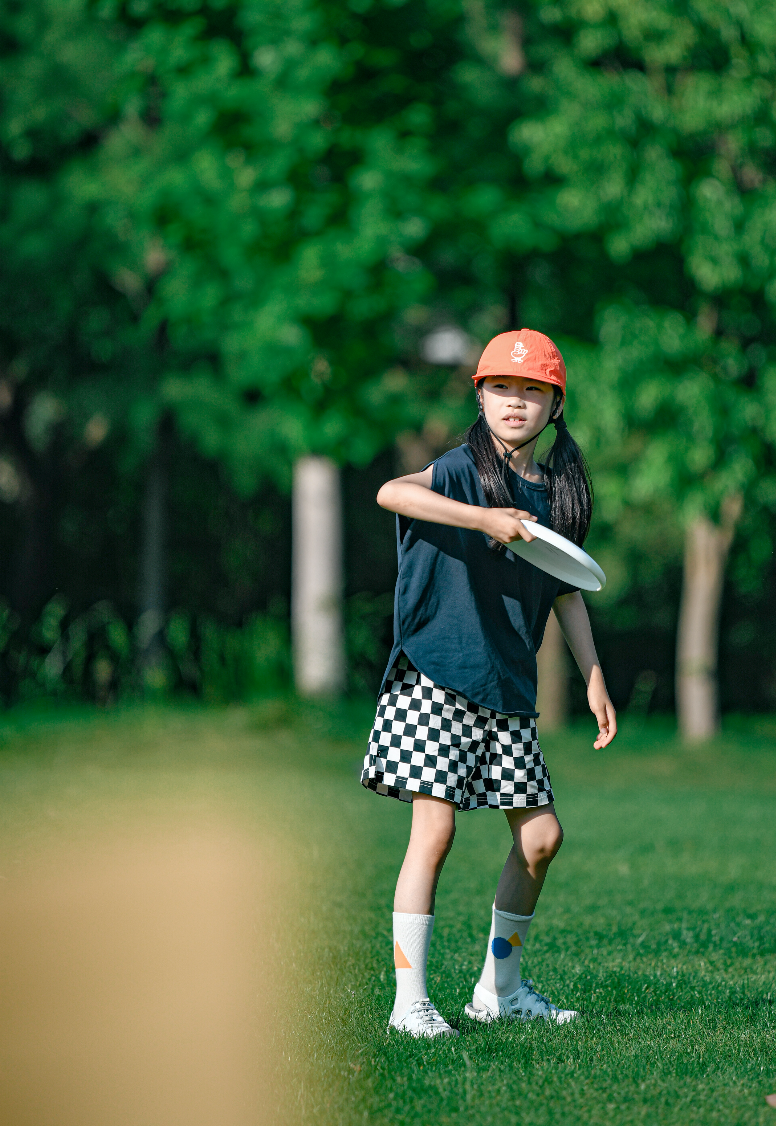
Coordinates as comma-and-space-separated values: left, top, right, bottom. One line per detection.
411, 1000, 448, 1026
513, 979, 553, 1016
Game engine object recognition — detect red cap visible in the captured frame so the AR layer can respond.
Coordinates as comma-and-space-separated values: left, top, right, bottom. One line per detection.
473, 329, 566, 396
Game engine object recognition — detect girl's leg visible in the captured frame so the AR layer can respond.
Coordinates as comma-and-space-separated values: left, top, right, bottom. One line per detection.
478, 806, 563, 991
389, 794, 458, 1036
497, 804, 564, 915
469, 804, 576, 1022
394, 793, 456, 914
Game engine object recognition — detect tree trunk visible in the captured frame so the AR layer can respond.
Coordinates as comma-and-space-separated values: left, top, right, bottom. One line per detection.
536, 609, 569, 730
676, 496, 741, 742
292, 456, 345, 696
137, 421, 170, 684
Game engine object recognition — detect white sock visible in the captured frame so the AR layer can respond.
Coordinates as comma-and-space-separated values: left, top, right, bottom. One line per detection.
392, 912, 434, 1020
477, 904, 534, 999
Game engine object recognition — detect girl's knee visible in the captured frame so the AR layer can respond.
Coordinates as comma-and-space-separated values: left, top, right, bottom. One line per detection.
411, 796, 456, 857
520, 818, 563, 865
427, 820, 456, 859
534, 821, 563, 862
544, 821, 564, 859
414, 821, 455, 865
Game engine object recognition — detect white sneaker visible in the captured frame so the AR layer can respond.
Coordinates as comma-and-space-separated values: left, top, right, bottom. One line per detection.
464, 979, 578, 1024
388, 999, 459, 1038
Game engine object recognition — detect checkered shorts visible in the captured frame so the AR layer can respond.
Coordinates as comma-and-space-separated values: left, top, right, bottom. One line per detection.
361, 654, 553, 811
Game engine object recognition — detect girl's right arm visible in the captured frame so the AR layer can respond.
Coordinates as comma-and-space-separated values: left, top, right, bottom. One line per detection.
377, 469, 538, 544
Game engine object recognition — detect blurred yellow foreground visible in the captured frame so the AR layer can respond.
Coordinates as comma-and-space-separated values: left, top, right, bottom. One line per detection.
0, 707, 303, 1126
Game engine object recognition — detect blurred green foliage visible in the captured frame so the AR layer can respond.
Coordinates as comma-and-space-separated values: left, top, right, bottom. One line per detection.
1, 0, 776, 707
0, 593, 292, 702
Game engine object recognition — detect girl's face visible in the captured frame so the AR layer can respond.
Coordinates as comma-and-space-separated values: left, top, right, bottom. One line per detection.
478, 375, 557, 448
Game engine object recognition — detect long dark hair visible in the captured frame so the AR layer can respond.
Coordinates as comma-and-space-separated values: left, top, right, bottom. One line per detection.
464, 388, 593, 547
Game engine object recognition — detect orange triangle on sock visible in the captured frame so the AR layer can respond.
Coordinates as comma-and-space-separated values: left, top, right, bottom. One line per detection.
394, 941, 412, 969
508, 932, 523, 947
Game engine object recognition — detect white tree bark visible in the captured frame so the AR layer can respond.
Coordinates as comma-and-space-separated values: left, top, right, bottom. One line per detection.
536, 609, 569, 730
292, 456, 345, 696
676, 495, 741, 742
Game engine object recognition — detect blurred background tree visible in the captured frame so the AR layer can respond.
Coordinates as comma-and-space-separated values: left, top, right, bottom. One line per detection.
0, 0, 774, 729
501, 0, 776, 739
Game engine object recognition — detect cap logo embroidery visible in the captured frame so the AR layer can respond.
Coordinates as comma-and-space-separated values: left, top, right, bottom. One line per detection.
511, 341, 528, 363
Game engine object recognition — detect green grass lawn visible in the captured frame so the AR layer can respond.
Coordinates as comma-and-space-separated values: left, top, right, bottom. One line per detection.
0, 702, 774, 1125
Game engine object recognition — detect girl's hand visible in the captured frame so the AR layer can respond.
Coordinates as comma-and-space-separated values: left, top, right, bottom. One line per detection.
588, 672, 617, 749
480, 508, 538, 544
553, 593, 615, 749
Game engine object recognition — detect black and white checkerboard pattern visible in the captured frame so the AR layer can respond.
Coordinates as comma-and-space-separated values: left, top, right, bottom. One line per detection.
361, 654, 553, 811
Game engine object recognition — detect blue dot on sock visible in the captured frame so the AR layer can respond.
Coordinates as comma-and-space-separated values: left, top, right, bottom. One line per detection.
491, 936, 513, 959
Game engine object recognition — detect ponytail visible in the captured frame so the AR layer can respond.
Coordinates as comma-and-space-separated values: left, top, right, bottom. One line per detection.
464, 390, 593, 548
541, 408, 593, 546
464, 413, 513, 511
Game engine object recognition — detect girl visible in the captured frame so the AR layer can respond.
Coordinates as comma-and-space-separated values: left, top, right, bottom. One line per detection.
361, 329, 617, 1037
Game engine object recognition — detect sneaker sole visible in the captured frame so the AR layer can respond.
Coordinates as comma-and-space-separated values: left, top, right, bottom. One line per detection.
464, 1002, 580, 1025
464, 1002, 496, 1023
387, 1023, 460, 1038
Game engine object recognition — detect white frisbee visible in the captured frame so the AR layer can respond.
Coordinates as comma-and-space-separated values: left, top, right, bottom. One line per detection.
507, 520, 606, 592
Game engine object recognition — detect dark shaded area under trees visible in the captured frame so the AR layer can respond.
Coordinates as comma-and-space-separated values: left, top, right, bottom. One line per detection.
0, 426, 773, 714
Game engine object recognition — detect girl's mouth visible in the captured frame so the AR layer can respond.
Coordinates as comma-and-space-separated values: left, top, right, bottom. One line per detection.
502, 415, 526, 426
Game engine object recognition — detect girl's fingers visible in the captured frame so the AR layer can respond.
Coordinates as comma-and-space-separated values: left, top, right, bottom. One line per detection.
489, 510, 537, 543
593, 702, 617, 748
513, 511, 537, 542
606, 702, 617, 739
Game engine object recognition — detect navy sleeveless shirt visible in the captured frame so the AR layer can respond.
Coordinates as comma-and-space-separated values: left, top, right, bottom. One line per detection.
381, 443, 578, 716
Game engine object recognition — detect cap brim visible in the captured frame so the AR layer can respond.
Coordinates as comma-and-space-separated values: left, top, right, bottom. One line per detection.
473, 372, 565, 392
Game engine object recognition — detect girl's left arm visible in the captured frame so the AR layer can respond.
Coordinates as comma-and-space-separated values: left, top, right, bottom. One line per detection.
552, 591, 617, 748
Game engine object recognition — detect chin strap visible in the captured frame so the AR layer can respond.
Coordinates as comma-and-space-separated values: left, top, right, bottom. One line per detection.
478, 401, 564, 498
490, 421, 539, 497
